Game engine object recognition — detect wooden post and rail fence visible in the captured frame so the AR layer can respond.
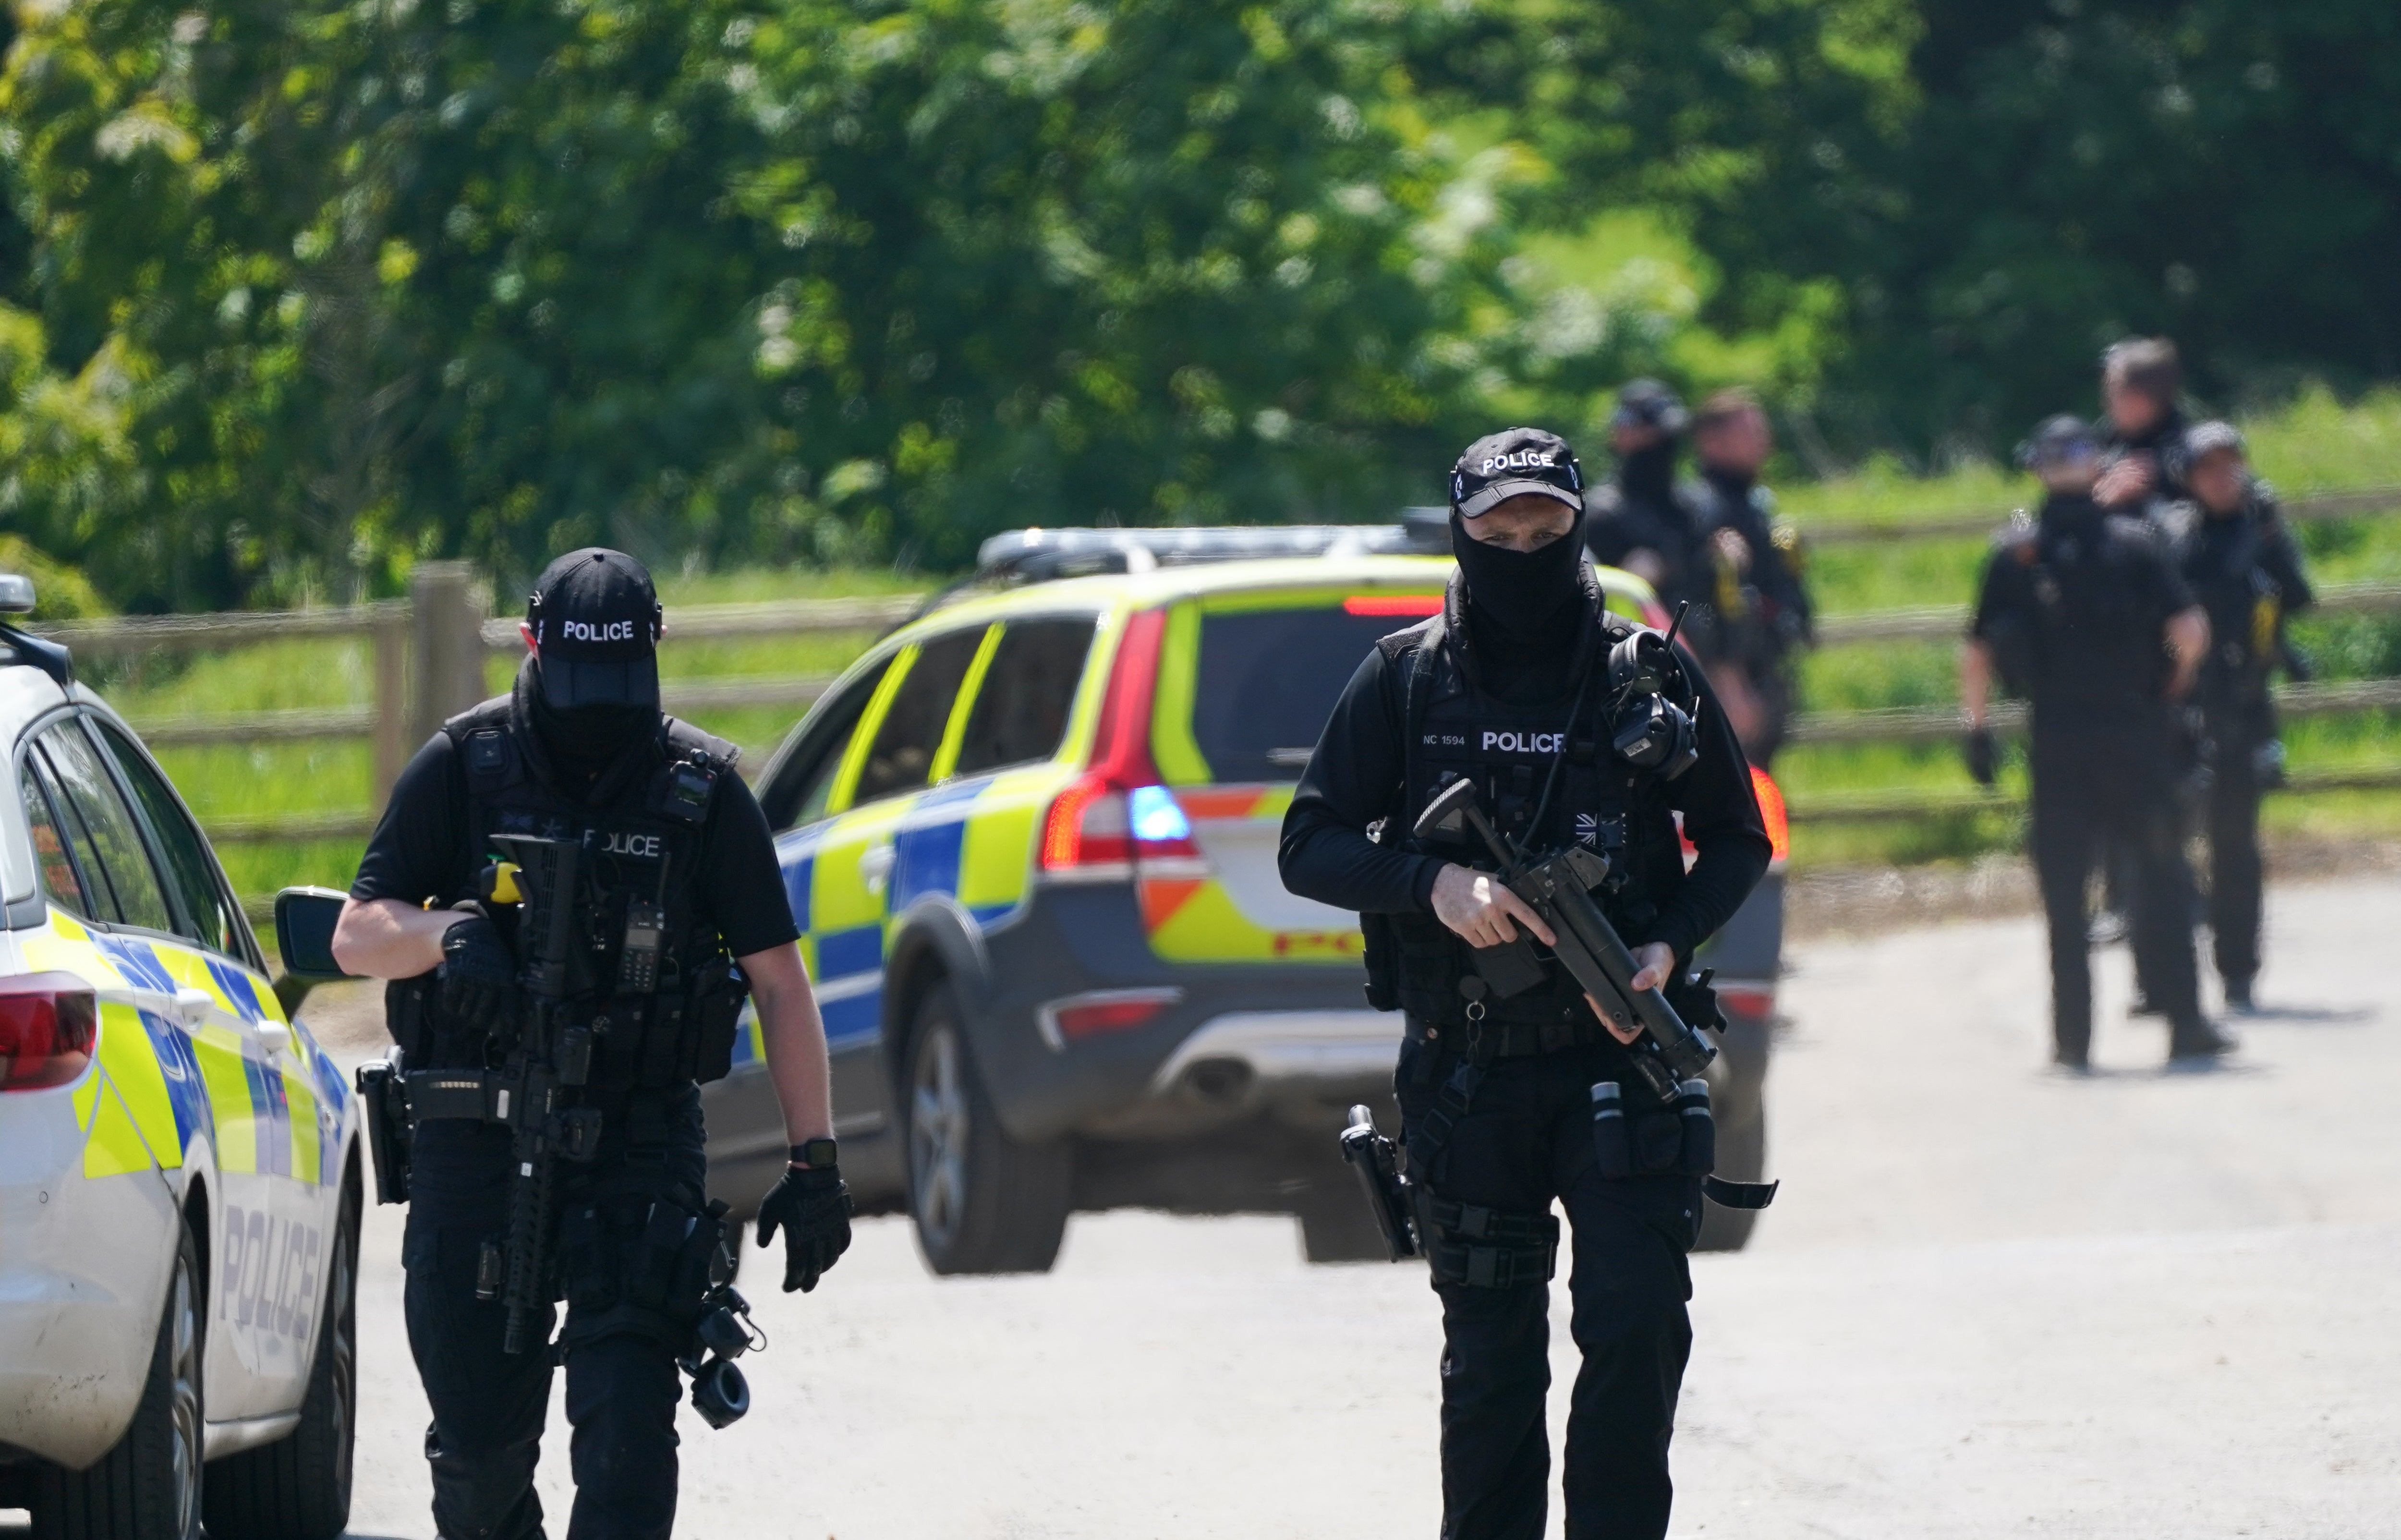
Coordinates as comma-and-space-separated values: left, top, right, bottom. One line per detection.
22, 485, 2401, 851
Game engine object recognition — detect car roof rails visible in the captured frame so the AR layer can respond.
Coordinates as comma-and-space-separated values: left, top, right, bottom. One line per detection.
974, 510, 1453, 582
0, 574, 73, 687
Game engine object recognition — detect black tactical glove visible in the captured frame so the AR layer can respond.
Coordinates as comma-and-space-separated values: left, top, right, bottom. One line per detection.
437, 908, 520, 1033
1962, 726, 1998, 788
756, 1163, 853, 1293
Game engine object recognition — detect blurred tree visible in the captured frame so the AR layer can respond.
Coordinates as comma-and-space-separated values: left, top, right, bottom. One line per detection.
0, 0, 1510, 605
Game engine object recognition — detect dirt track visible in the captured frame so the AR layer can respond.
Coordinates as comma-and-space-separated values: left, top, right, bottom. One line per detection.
325, 875, 2399, 1539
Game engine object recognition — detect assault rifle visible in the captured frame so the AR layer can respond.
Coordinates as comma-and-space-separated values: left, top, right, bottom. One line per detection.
1413, 776, 1717, 1106
479, 832, 604, 1355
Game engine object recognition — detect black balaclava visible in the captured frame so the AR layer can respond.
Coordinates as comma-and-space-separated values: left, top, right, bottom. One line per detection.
1618, 440, 1679, 509
520, 655, 657, 796
1453, 509, 1589, 693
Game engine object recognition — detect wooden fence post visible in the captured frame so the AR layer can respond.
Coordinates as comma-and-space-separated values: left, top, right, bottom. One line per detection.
372, 607, 411, 803
408, 562, 488, 748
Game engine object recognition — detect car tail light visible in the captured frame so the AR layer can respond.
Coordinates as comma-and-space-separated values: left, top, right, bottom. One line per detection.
0, 972, 97, 1091
1037, 987, 1184, 1047
1042, 608, 1167, 881
1342, 594, 1442, 617
1750, 767, 1790, 864
1715, 984, 1776, 1024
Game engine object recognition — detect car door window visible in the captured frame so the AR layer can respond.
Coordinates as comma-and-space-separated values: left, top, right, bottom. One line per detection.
953, 617, 1097, 777
18, 755, 93, 917
95, 720, 246, 958
38, 722, 177, 934
758, 656, 894, 833
852, 631, 984, 806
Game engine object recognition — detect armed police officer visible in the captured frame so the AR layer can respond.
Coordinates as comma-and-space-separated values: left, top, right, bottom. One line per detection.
332, 550, 855, 1540
1961, 420, 2229, 1069
2095, 337, 2190, 517
2161, 422, 2315, 1011
1282, 429, 1771, 1540
1585, 379, 1697, 600
1685, 388, 1813, 766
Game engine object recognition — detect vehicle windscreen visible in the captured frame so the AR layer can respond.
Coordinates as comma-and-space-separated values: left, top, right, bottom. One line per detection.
1190, 606, 1421, 783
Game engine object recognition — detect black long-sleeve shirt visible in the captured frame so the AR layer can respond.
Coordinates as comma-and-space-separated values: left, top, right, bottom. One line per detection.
1278, 630, 1772, 965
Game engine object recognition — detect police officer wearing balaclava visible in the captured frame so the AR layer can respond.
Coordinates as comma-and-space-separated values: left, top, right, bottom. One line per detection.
1281, 430, 1771, 1540
333, 549, 855, 1540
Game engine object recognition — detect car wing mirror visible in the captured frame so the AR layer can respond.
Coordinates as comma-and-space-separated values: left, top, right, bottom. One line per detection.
274, 885, 355, 982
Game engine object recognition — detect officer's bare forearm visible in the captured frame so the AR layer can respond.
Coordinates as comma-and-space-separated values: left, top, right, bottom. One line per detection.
742, 943, 835, 1150
2166, 606, 2209, 701
1960, 640, 1994, 727
332, 897, 465, 980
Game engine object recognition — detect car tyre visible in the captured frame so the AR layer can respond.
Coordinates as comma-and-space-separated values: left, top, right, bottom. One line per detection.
34, 1217, 205, 1540
904, 982, 1071, 1274
1693, 1107, 1765, 1253
202, 1174, 359, 1540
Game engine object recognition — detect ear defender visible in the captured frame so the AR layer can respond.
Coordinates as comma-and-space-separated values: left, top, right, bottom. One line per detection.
1605, 630, 1700, 779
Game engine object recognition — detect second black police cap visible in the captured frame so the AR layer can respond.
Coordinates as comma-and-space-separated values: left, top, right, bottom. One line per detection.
1450, 427, 1586, 519
1610, 378, 1689, 436
2016, 414, 2099, 470
526, 548, 664, 708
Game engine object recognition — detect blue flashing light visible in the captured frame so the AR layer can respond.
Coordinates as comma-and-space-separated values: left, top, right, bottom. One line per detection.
1127, 785, 1192, 844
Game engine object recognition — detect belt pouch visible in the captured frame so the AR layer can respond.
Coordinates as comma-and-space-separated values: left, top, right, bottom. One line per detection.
1632, 1104, 1685, 1175
1590, 1081, 1630, 1179
1676, 1079, 1716, 1176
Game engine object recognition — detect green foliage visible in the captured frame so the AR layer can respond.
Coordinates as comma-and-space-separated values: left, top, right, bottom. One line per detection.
0, 0, 1517, 610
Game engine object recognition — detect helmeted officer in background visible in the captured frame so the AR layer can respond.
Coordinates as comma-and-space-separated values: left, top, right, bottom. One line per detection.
2094, 336, 2191, 516
2160, 422, 2315, 1011
1585, 379, 1697, 599
1684, 388, 1813, 766
1282, 429, 1771, 1540
1960, 419, 2229, 1069
331, 549, 856, 1540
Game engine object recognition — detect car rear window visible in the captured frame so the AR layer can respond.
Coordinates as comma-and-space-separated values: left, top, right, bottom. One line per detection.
954, 617, 1095, 778
1191, 607, 1422, 783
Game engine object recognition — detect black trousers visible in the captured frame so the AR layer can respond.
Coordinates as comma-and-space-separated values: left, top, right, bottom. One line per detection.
2202, 702, 2270, 987
1397, 1038, 1702, 1540
2029, 731, 2204, 1057
402, 1089, 706, 1540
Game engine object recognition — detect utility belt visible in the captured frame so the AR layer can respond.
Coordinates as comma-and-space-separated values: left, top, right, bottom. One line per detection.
386, 967, 746, 1088
1402, 1010, 1621, 1059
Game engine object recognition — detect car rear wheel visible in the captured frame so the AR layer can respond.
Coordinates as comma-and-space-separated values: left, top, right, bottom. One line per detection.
203, 1175, 359, 1539
35, 1218, 204, 1540
1693, 1108, 1765, 1253
905, 983, 1071, 1275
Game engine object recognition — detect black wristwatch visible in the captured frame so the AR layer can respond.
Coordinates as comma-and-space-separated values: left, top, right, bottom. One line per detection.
790, 1138, 838, 1169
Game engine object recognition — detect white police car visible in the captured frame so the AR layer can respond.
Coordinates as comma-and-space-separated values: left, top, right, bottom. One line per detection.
0, 576, 360, 1540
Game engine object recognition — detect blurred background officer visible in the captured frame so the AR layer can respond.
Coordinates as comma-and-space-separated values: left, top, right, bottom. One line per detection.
2163, 422, 2316, 1011
1282, 428, 1770, 1540
1961, 419, 2227, 1069
331, 549, 855, 1540
1686, 388, 1814, 766
1585, 379, 1695, 597
2094, 337, 2190, 514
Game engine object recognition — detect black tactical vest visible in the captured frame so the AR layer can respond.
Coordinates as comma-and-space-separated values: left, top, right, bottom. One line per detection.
394, 692, 750, 1089
1365, 578, 1691, 1030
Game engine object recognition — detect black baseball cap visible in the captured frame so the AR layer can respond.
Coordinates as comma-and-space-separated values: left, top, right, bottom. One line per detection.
1610, 379, 1689, 436
1450, 427, 1586, 519
2016, 414, 2099, 470
526, 548, 663, 708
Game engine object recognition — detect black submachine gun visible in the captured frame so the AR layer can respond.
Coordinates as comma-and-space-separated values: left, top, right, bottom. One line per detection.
1413, 776, 1717, 1107
478, 832, 604, 1355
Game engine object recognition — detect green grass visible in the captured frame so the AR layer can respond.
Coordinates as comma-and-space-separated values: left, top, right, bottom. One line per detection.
72, 390, 2401, 897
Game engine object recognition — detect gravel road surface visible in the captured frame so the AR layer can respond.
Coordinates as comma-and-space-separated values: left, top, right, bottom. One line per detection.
322, 876, 2398, 1539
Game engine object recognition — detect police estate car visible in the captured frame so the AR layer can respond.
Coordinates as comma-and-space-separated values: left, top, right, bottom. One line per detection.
0, 579, 360, 1540
704, 525, 1789, 1270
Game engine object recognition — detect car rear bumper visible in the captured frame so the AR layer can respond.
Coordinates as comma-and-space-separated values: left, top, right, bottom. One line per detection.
0, 1089, 178, 1469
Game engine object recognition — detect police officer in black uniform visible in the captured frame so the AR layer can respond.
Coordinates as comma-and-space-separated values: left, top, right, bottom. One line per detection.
1685, 388, 1813, 766
1281, 429, 1771, 1540
1961, 420, 2229, 1068
1585, 380, 1698, 602
332, 549, 855, 1540
2161, 422, 2315, 1010
2094, 337, 2191, 516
